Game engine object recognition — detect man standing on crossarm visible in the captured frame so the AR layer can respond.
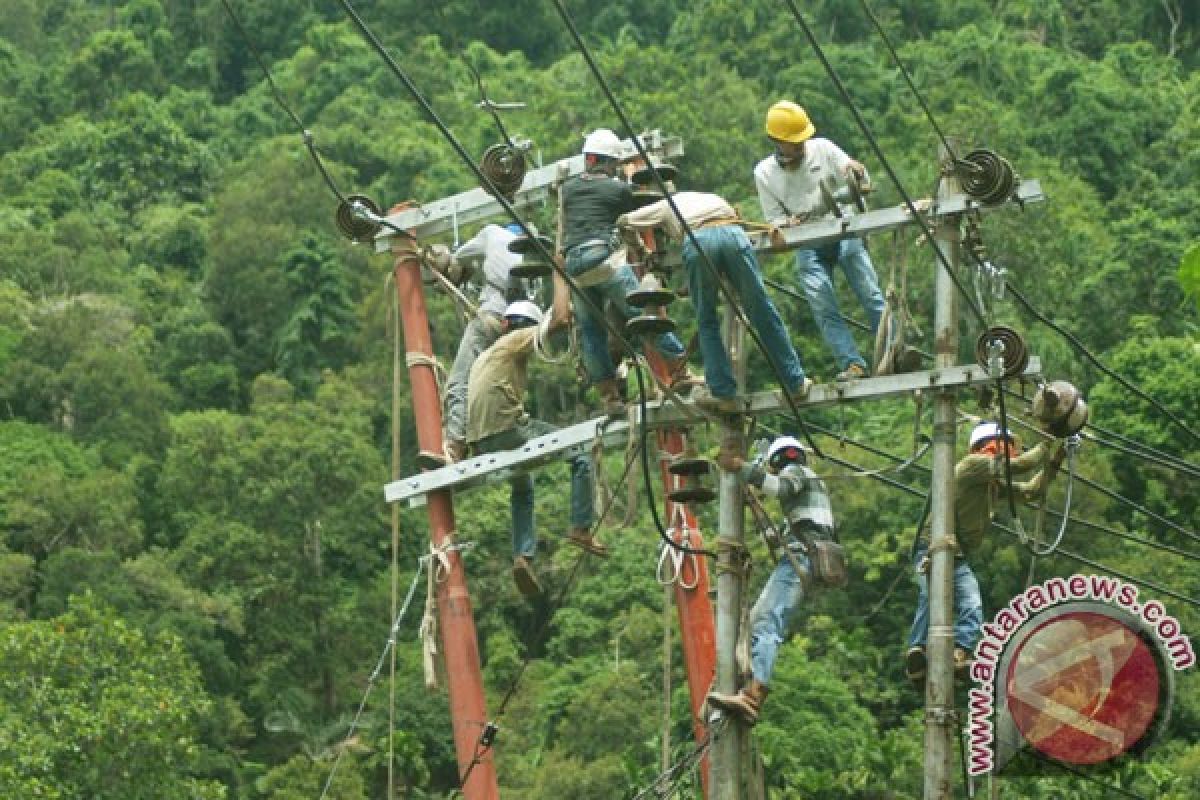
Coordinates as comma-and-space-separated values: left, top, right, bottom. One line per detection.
560, 128, 689, 415
466, 268, 607, 597
707, 435, 839, 724
755, 100, 886, 382
616, 190, 811, 413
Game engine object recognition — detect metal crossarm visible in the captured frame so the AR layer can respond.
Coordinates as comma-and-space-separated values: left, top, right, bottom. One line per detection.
374, 131, 683, 245
384, 357, 1040, 506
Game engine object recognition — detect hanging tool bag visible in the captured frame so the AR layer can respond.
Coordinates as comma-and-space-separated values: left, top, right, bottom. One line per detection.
795, 528, 849, 590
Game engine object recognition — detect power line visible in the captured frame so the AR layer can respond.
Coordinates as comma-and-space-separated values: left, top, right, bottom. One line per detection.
778, 0, 987, 327
548, 0, 825, 458
1004, 283, 1199, 445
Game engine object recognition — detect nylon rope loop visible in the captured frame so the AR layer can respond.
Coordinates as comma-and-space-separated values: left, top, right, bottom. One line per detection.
406, 351, 447, 402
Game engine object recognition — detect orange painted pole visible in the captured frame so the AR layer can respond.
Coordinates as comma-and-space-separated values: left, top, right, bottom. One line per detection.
391, 239, 499, 800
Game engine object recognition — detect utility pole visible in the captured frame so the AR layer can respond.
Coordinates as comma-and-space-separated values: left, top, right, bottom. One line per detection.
391, 239, 498, 800
711, 314, 747, 800
923, 147, 962, 800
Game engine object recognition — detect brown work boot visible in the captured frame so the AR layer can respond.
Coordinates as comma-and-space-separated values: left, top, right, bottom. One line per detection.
512, 556, 542, 597
595, 378, 626, 417
835, 362, 868, 381
904, 646, 927, 686
707, 679, 769, 725
692, 386, 741, 414
444, 439, 467, 464
565, 526, 609, 558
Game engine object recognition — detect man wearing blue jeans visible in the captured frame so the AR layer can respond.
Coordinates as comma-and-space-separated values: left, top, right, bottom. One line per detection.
755, 100, 885, 381
618, 191, 811, 412
561, 128, 687, 414
708, 435, 836, 724
905, 422, 1064, 683
466, 291, 607, 597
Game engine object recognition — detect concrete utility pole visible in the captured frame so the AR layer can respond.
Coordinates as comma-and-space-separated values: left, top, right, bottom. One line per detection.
391, 241, 498, 800
923, 148, 963, 800
711, 315, 747, 800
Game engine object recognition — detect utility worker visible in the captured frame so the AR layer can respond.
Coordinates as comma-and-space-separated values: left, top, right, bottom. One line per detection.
755, 101, 886, 382
707, 435, 837, 724
561, 128, 689, 415
439, 222, 525, 464
617, 190, 811, 413
905, 422, 1066, 684
466, 268, 606, 597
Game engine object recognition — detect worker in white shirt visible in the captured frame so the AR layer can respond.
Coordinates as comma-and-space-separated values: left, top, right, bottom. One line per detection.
754, 101, 885, 382
617, 191, 811, 413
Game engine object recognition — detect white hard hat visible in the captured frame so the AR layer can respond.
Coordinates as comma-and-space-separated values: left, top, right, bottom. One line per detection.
582, 128, 623, 159
969, 422, 1013, 450
766, 435, 806, 467
503, 300, 544, 326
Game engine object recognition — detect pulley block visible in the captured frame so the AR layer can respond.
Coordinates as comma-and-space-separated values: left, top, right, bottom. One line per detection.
507, 234, 555, 256
630, 162, 678, 187
480, 143, 526, 199
1032, 380, 1089, 437
334, 194, 383, 243
974, 325, 1029, 379
667, 456, 713, 477
667, 486, 716, 505
957, 149, 1017, 205
626, 314, 677, 337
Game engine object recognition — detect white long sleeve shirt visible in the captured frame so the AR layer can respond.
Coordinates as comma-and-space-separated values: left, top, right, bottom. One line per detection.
453, 224, 520, 315
617, 191, 737, 241
753, 138, 865, 226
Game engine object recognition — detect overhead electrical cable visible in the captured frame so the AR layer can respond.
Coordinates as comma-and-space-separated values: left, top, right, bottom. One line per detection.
548, 0, 826, 458
779, 0, 987, 326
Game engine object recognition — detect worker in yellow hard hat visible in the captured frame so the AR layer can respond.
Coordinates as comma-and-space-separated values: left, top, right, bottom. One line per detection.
755, 101, 886, 382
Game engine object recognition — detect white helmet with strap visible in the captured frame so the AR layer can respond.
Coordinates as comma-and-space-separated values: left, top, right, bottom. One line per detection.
582, 128, 623, 159
968, 422, 1013, 450
503, 300, 544, 327
766, 435, 806, 468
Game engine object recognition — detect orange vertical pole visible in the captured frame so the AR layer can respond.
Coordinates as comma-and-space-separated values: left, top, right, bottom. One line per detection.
392, 239, 499, 800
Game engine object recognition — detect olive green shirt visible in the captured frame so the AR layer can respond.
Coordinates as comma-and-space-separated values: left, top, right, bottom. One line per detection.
465, 326, 538, 444
921, 442, 1053, 556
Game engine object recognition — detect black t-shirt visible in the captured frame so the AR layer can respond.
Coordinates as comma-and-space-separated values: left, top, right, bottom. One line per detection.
561, 171, 635, 253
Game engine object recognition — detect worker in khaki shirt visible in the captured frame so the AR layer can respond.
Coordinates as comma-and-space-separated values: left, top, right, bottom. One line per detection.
617, 191, 811, 414
466, 269, 605, 597
905, 422, 1065, 684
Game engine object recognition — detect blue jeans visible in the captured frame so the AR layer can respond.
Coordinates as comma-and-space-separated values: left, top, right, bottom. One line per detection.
795, 237, 885, 371
472, 418, 594, 559
907, 545, 984, 651
565, 241, 685, 383
443, 312, 502, 444
683, 225, 807, 398
749, 544, 811, 685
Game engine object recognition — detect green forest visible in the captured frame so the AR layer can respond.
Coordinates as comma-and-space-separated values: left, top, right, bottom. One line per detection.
0, 0, 1197, 797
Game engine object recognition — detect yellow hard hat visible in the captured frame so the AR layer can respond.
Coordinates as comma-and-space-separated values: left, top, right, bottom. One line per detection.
765, 101, 815, 143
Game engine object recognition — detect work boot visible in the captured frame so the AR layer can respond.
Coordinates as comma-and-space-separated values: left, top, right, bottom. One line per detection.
444, 439, 467, 464
954, 647, 973, 682
707, 680, 769, 726
595, 378, 626, 417
784, 377, 815, 405
512, 556, 542, 597
835, 362, 868, 381
692, 386, 741, 414
565, 526, 609, 557
904, 646, 927, 685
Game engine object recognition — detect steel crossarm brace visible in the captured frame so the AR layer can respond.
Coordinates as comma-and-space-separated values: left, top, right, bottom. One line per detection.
384, 357, 1040, 506
746, 178, 1044, 253
373, 131, 683, 246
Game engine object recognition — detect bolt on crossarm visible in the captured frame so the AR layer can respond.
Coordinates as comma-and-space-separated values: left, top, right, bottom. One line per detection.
390, 238, 498, 800
923, 147, 962, 800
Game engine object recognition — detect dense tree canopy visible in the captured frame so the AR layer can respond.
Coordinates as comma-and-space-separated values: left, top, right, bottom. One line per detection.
0, 1, 1195, 797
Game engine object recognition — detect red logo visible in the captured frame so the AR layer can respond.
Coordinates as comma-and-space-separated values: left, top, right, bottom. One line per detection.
1005, 611, 1163, 765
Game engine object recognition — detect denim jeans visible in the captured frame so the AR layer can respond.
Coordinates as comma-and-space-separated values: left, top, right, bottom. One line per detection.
683, 225, 807, 398
472, 418, 594, 559
565, 241, 685, 383
795, 237, 885, 371
749, 543, 811, 685
443, 312, 502, 444
907, 544, 984, 651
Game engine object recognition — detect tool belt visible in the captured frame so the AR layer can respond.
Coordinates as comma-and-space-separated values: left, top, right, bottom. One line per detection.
788, 523, 848, 590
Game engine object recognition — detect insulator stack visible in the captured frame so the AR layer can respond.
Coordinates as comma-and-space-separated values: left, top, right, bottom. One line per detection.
975, 325, 1029, 379
480, 143, 526, 199
335, 194, 383, 243
957, 149, 1017, 205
